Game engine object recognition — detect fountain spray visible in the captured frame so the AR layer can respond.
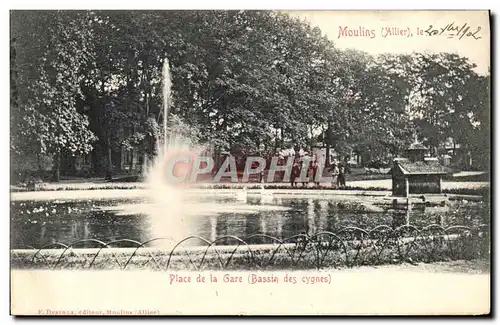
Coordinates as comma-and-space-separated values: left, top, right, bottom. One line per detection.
162, 58, 171, 155
141, 56, 204, 245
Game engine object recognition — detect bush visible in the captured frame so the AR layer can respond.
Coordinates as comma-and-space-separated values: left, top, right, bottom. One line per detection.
11, 170, 51, 186
365, 160, 389, 169
443, 187, 490, 197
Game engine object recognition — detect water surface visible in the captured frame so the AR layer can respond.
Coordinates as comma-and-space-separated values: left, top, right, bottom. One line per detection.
10, 196, 487, 249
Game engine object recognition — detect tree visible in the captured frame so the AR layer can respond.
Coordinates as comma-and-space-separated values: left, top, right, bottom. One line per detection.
337, 51, 414, 165
461, 73, 490, 170
11, 11, 97, 181
404, 53, 480, 156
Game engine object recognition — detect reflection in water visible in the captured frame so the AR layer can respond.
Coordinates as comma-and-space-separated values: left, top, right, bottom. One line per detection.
84, 221, 90, 240
276, 213, 283, 238
209, 215, 217, 242
39, 222, 46, 244
215, 213, 228, 239
10, 197, 487, 249
318, 200, 328, 231
261, 194, 274, 205
326, 202, 337, 230
70, 220, 78, 239
307, 198, 316, 234
260, 214, 267, 237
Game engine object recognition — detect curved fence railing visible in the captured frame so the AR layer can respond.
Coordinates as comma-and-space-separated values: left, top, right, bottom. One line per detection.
11, 224, 490, 270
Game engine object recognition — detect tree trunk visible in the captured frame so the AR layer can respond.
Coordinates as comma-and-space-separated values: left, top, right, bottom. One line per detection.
214, 148, 221, 176
52, 151, 60, 182
274, 128, 278, 151
325, 144, 330, 168
36, 153, 43, 175
142, 152, 148, 175
325, 122, 332, 168
105, 133, 113, 181
309, 125, 314, 154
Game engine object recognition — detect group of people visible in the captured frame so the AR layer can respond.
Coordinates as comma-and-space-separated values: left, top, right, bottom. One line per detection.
330, 162, 347, 187
290, 159, 346, 188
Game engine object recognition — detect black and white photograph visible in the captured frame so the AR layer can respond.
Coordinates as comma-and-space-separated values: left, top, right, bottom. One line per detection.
9, 9, 491, 315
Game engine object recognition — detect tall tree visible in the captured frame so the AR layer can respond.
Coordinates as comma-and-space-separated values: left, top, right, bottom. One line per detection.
11, 11, 97, 181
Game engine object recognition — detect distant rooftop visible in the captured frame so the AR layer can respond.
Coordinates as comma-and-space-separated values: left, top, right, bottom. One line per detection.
407, 142, 428, 151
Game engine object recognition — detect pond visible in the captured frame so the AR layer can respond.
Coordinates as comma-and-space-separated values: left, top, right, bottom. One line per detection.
10, 194, 489, 249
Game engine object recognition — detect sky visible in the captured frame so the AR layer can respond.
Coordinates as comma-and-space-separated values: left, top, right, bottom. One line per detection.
285, 10, 490, 75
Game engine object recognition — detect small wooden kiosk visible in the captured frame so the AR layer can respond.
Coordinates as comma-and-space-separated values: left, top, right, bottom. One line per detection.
391, 143, 451, 197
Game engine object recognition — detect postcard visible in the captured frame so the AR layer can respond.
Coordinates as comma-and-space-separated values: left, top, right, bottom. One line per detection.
10, 10, 490, 315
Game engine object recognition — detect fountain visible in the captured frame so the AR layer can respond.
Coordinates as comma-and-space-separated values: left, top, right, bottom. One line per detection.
140, 58, 202, 244
137, 58, 287, 246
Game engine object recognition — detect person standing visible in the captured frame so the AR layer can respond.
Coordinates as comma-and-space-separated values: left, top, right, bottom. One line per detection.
311, 159, 320, 187
338, 164, 346, 187
331, 163, 339, 188
300, 160, 308, 187
291, 159, 300, 187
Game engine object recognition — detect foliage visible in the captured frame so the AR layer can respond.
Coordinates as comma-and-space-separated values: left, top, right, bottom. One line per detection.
11, 11, 97, 180
10, 10, 491, 180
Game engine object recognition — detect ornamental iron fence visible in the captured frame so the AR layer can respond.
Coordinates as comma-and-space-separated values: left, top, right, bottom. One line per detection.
11, 224, 490, 270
